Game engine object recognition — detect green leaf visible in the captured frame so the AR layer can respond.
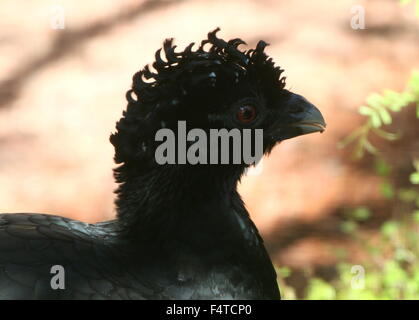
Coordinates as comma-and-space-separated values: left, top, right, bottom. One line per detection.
354, 142, 366, 159
359, 106, 382, 127
374, 158, 391, 176
352, 206, 372, 220
383, 90, 413, 112
371, 114, 382, 128
363, 139, 378, 154
277, 267, 292, 278
410, 172, 419, 184
383, 261, 408, 286
409, 71, 419, 91
377, 107, 392, 125
341, 221, 358, 234
372, 128, 400, 141
306, 278, 336, 300
366, 93, 383, 108
381, 221, 399, 237
367, 94, 393, 125
380, 181, 395, 199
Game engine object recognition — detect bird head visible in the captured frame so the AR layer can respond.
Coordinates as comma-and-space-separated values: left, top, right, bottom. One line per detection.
110, 28, 325, 180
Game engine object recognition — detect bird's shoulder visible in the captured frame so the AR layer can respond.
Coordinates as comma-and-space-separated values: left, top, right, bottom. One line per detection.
0, 213, 158, 299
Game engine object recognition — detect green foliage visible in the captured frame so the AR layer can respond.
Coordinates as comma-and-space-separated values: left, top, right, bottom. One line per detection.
278, 207, 419, 299
380, 181, 395, 199
306, 279, 336, 300
351, 206, 371, 221
275, 266, 297, 300
275, 3, 419, 300
294, 72, 419, 298
410, 160, 419, 184
338, 71, 419, 158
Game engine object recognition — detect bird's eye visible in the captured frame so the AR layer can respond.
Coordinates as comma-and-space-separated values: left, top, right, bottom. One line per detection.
237, 105, 257, 124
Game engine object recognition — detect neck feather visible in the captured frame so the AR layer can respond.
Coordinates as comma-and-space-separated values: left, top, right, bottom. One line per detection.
114, 164, 250, 244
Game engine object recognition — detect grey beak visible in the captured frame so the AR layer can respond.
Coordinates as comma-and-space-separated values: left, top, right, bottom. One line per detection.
269, 93, 326, 142
285, 93, 326, 135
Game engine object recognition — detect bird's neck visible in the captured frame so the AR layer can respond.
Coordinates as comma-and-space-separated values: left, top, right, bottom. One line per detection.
114, 164, 253, 246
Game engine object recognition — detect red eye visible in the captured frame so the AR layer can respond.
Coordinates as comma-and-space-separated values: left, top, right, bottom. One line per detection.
237, 105, 257, 124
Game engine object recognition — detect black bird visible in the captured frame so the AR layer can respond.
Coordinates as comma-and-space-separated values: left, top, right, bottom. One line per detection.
0, 29, 325, 299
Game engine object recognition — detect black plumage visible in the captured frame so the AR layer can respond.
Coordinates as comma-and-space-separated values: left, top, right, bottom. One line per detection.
0, 29, 325, 299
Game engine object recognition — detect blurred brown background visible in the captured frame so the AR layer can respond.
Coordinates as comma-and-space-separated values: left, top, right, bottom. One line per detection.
1, 0, 418, 286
